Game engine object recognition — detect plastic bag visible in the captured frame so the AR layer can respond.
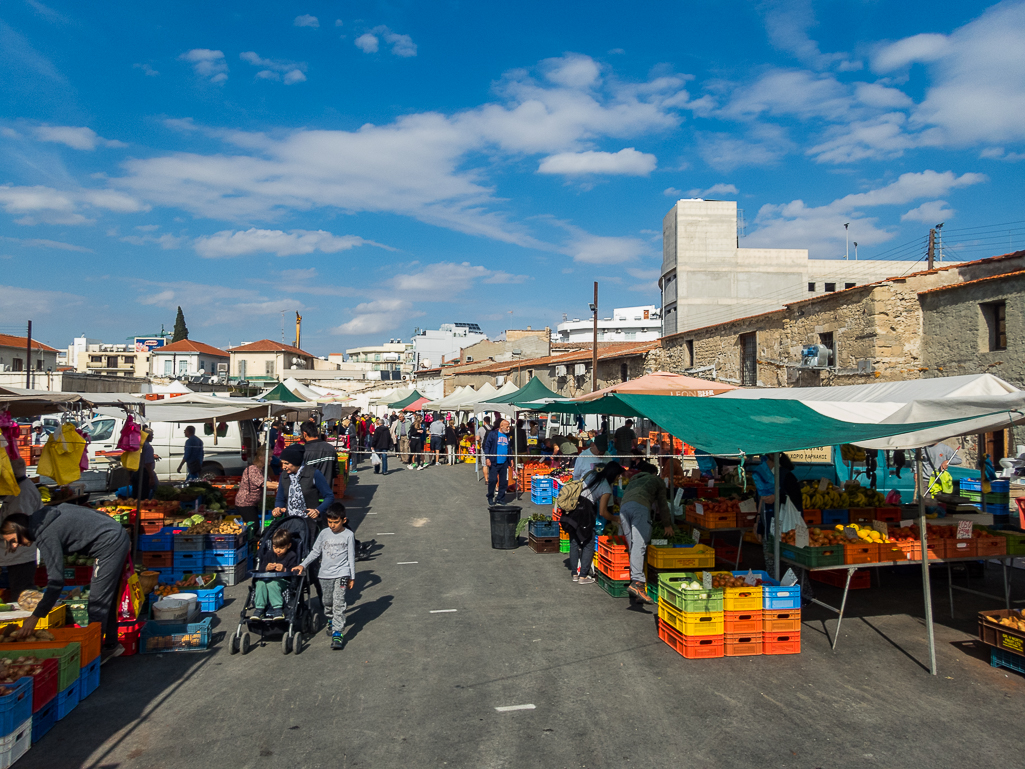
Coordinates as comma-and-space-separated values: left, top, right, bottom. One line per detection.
927, 470, 953, 495
778, 496, 803, 534
36, 424, 86, 485
370, 452, 382, 467
116, 415, 141, 453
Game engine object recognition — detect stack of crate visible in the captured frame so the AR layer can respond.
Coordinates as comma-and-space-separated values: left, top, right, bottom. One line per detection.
527, 520, 560, 553
656, 574, 725, 658
530, 475, 554, 506
205, 530, 248, 586
594, 536, 631, 596
172, 530, 206, 582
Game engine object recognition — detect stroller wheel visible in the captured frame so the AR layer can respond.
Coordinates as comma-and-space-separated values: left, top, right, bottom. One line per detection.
282, 631, 293, 655
294, 632, 304, 655
241, 633, 251, 655
229, 633, 239, 655
302, 612, 313, 635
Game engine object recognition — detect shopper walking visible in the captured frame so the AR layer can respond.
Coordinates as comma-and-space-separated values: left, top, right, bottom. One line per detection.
762, 453, 802, 578
428, 414, 445, 466
618, 460, 673, 604
301, 422, 339, 486
573, 433, 610, 480
613, 419, 637, 460
177, 425, 204, 480
483, 419, 511, 505
272, 444, 335, 519
563, 462, 624, 584
235, 448, 269, 526
475, 416, 491, 473
390, 414, 409, 464
371, 418, 393, 474
444, 419, 458, 466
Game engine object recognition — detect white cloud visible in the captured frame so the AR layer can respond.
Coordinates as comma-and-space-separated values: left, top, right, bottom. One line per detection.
687, 183, 738, 198
240, 52, 307, 85
335, 19, 343, 28
564, 230, 649, 264
0, 236, 92, 252
389, 262, 527, 292
872, 33, 951, 73
164, 117, 198, 132
537, 148, 656, 176
854, 82, 913, 110
354, 33, 379, 54
133, 63, 158, 77
136, 280, 306, 326
120, 231, 183, 249
542, 53, 600, 88
901, 200, 954, 224
193, 228, 388, 258
0, 284, 86, 317
180, 49, 228, 83
697, 125, 791, 171
720, 69, 852, 121
980, 147, 1025, 162
294, 14, 319, 28
0, 184, 149, 225
283, 70, 306, 84
663, 187, 683, 197
758, 0, 859, 71
33, 125, 125, 150
806, 113, 931, 164
355, 26, 417, 57
333, 299, 415, 335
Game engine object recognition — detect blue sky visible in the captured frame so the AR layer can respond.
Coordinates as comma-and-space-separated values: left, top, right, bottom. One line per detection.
1, 0, 1023, 356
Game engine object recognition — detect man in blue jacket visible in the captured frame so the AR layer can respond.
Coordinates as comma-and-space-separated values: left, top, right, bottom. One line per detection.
483, 418, 511, 505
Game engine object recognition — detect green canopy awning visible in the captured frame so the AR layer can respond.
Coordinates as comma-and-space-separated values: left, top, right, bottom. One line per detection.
531, 393, 997, 456
261, 383, 305, 403
388, 390, 424, 409
483, 377, 562, 409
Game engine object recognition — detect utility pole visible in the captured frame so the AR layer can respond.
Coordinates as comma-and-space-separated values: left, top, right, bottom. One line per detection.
927, 228, 936, 271
25, 321, 32, 389
935, 222, 944, 263
844, 223, 850, 260
853, 241, 858, 261
591, 282, 598, 392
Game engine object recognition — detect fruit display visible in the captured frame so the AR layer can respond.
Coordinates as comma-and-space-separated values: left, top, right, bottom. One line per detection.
781, 528, 845, 546
987, 610, 1025, 631
16, 591, 43, 612
0, 626, 54, 643
711, 572, 765, 588
832, 523, 886, 544
176, 518, 243, 534
0, 657, 46, 684
686, 499, 740, 516
154, 573, 217, 596
650, 521, 694, 545
801, 481, 886, 510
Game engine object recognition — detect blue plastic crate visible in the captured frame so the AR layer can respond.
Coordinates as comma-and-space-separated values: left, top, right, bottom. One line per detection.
969, 502, 1010, 516
151, 567, 174, 584
172, 551, 204, 570
528, 520, 560, 538
138, 527, 174, 552
206, 531, 246, 550
821, 509, 849, 526
991, 647, 1025, 675
0, 678, 32, 737
31, 697, 56, 743
530, 492, 553, 505
531, 476, 554, 491
78, 657, 100, 700
141, 616, 212, 653
194, 585, 224, 612
962, 478, 1010, 493
173, 531, 206, 552
204, 544, 247, 570
56, 674, 79, 721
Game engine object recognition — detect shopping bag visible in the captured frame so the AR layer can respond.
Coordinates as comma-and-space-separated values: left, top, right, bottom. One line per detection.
778, 496, 803, 533
370, 452, 382, 467
0, 450, 18, 496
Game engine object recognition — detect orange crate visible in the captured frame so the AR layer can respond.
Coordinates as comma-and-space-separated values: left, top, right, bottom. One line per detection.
48, 624, 102, 668
596, 555, 630, 582
724, 631, 762, 657
763, 630, 801, 655
849, 508, 875, 523
947, 539, 978, 558
597, 536, 630, 568
903, 540, 942, 560
688, 511, 736, 529
763, 610, 801, 633
724, 610, 763, 634
802, 509, 822, 526
875, 507, 901, 523
843, 542, 879, 564
876, 543, 904, 562
976, 536, 1007, 557
141, 552, 172, 568
658, 620, 724, 659
737, 511, 759, 528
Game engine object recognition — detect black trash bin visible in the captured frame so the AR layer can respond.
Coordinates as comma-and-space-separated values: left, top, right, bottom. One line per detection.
488, 505, 522, 550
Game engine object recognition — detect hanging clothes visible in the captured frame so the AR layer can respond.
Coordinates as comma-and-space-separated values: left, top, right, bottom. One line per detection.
0, 413, 19, 462
120, 429, 150, 473
116, 415, 141, 453
36, 423, 87, 485
0, 450, 19, 496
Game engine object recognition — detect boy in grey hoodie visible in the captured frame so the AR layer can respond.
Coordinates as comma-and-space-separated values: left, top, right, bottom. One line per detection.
294, 503, 355, 649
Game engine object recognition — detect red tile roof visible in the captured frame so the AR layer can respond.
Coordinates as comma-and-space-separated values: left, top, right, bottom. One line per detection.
154, 339, 229, 357
227, 339, 312, 356
917, 268, 1025, 295
0, 334, 58, 352
443, 341, 659, 375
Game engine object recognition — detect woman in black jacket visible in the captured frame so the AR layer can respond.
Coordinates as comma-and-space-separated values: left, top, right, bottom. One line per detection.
443, 420, 459, 466
371, 418, 393, 475
763, 453, 803, 579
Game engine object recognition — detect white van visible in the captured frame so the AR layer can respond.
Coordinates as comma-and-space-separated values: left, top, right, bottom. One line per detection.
80, 416, 255, 485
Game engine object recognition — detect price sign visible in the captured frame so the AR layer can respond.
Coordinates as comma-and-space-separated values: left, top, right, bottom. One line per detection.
739, 499, 757, 514
692, 528, 701, 543
707, 479, 715, 488
957, 520, 973, 540
843, 526, 859, 540
781, 568, 798, 587
674, 488, 684, 506
651, 538, 668, 546
818, 477, 830, 492
694, 502, 704, 516
871, 520, 889, 538
900, 519, 914, 528
743, 570, 758, 586
702, 572, 712, 590
795, 525, 809, 548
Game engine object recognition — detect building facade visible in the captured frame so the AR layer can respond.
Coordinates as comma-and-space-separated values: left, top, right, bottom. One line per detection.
0, 335, 59, 375
151, 340, 230, 379
228, 340, 315, 383
412, 323, 487, 370
556, 306, 661, 344
337, 342, 415, 377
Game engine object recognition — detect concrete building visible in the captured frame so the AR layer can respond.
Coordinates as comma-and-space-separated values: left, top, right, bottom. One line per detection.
336, 342, 414, 380
65, 336, 101, 369
412, 323, 487, 370
151, 340, 230, 379
76, 342, 151, 378
457, 328, 550, 365
228, 340, 315, 383
0, 334, 59, 375
556, 306, 661, 344
659, 199, 922, 336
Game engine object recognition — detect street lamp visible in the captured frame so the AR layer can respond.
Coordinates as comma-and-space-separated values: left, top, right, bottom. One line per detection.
844, 223, 850, 260
853, 241, 858, 261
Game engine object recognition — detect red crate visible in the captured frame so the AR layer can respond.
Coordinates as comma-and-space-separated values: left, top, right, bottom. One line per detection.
28, 658, 59, 713
947, 539, 978, 559
763, 631, 801, 655
695, 487, 720, 499
596, 536, 630, 568
724, 631, 763, 657
976, 536, 1007, 557
810, 569, 871, 589
802, 509, 822, 526
724, 610, 763, 634
763, 610, 801, 633
874, 507, 902, 523
658, 619, 724, 660
141, 552, 172, 568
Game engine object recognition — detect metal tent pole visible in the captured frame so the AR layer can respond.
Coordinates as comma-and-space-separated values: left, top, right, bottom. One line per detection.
773, 452, 781, 581
916, 448, 938, 675
978, 434, 987, 516
260, 405, 271, 532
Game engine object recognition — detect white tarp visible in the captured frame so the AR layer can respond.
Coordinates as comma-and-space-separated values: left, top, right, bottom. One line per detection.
149, 381, 193, 395
719, 374, 1025, 449
461, 381, 519, 413
97, 392, 314, 423
369, 388, 407, 406
426, 385, 474, 410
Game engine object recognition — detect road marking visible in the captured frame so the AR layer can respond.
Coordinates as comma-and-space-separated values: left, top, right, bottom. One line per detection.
397, 561, 418, 565
366, 512, 378, 515
429, 609, 457, 614
495, 704, 535, 712
377, 533, 395, 535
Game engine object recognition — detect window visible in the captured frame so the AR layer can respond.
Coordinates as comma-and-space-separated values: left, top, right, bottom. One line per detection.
740, 333, 757, 387
845, 282, 856, 289
265, 360, 275, 376
83, 419, 115, 442
465, 356, 473, 362
35, 359, 43, 370
90, 356, 102, 364
625, 332, 637, 341
163, 359, 172, 375
198, 360, 205, 373
685, 340, 694, 367
620, 363, 628, 382
824, 282, 836, 292
374, 354, 381, 362
238, 360, 247, 380
808, 282, 816, 292
982, 301, 1007, 351
178, 360, 188, 375
11, 358, 23, 372
819, 332, 834, 365
107, 356, 119, 369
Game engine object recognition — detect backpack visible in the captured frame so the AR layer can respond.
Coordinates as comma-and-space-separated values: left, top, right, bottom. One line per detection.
556, 479, 584, 511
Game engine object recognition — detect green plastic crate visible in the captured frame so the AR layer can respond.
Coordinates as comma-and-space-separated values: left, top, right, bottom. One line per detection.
987, 530, 1025, 556
658, 573, 725, 613
779, 543, 844, 568
0, 642, 80, 692
646, 581, 659, 604
559, 539, 570, 553
595, 570, 630, 598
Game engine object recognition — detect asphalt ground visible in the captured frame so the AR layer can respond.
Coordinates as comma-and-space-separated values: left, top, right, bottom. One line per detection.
21, 461, 1025, 769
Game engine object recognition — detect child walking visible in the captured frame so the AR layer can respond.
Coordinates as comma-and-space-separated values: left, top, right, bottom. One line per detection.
253, 529, 299, 619
293, 503, 355, 650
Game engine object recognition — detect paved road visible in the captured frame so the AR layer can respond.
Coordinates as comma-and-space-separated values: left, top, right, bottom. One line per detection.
22, 463, 1025, 769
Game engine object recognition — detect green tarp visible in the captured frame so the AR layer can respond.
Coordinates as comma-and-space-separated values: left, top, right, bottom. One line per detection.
483, 377, 562, 409
532, 393, 998, 456
261, 383, 305, 403
388, 390, 424, 409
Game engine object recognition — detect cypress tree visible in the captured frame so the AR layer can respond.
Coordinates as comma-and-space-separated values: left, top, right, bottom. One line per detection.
172, 306, 189, 342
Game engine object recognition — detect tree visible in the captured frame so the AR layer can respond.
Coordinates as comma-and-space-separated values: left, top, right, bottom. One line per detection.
172, 306, 189, 342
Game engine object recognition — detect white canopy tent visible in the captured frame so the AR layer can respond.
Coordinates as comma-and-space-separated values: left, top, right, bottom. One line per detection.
425, 385, 475, 410
98, 392, 314, 423
463, 380, 521, 413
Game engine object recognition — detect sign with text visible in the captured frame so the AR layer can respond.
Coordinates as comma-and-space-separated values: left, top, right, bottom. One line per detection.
843, 526, 859, 540
957, 520, 974, 540
743, 570, 758, 586
788, 446, 834, 464
702, 572, 712, 590
739, 499, 757, 514
871, 520, 889, 538
692, 528, 701, 543
694, 503, 704, 516
795, 526, 809, 548
781, 568, 798, 587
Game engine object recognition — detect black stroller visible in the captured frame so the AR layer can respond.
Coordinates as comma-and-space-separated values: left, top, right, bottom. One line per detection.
229, 516, 319, 655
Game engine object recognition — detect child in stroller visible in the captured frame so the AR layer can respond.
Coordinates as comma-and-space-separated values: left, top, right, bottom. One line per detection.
230, 515, 319, 655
